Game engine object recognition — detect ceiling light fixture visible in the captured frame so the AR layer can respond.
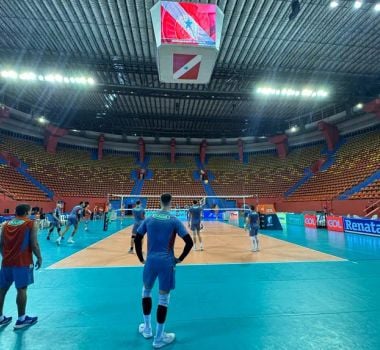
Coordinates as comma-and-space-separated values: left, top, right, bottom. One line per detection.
375, 3, 380, 11
354, 1, 362, 9
330, 1, 339, 8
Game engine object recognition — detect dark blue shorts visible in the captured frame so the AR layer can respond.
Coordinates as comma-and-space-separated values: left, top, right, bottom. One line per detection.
132, 223, 142, 235
0, 266, 34, 289
249, 226, 259, 237
191, 222, 201, 231
143, 258, 176, 292
67, 216, 78, 226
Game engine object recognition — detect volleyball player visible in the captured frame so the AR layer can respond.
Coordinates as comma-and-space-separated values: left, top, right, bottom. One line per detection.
188, 199, 204, 251
83, 202, 92, 231
129, 200, 145, 254
245, 205, 260, 252
56, 201, 85, 245
134, 193, 193, 348
0, 204, 42, 329
46, 202, 63, 240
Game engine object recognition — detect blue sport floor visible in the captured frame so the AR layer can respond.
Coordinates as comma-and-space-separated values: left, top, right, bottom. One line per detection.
1, 219, 380, 350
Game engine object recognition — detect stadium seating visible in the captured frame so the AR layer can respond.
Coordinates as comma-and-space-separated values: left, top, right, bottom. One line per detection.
208, 146, 323, 198
141, 167, 205, 208
148, 155, 196, 169
351, 180, 380, 199
288, 131, 380, 201
0, 137, 136, 198
0, 164, 49, 201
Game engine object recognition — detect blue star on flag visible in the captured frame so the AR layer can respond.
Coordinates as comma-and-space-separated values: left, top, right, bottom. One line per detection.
185, 19, 193, 29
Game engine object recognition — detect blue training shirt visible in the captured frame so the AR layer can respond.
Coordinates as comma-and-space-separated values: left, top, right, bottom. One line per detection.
137, 210, 188, 260
52, 207, 62, 222
133, 207, 145, 224
189, 205, 203, 224
248, 211, 260, 229
69, 205, 83, 218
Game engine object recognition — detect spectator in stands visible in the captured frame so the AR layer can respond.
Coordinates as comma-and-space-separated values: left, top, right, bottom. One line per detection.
0, 204, 42, 329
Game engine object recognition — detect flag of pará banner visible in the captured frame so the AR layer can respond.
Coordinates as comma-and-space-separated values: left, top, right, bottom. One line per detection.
161, 2, 216, 46
173, 54, 202, 80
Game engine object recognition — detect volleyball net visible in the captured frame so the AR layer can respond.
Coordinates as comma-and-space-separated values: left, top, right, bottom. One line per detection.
107, 194, 257, 222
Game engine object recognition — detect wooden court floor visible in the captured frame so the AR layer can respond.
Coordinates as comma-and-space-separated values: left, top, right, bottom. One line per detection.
50, 221, 343, 268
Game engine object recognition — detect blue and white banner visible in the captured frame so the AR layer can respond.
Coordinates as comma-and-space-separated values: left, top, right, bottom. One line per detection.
343, 217, 380, 236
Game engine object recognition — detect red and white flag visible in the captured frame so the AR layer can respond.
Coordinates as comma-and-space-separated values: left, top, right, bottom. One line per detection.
173, 54, 202, 80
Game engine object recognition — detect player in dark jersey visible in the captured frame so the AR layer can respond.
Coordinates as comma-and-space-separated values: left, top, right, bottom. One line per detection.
134, 193, 193, 349
188, 200, 204, 251
0, 204, 42, 329
56, 201, 85, 245
129, 201, 145, 254
245, 205, 260, 252
46, 202, 63, 240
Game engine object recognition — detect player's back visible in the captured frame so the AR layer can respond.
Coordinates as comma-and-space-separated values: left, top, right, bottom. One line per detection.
249, 211, 259, 228
133, 207, 145, 223
144, 211, 182, 260
69, 205, 82, 217
190, 206, 202, 222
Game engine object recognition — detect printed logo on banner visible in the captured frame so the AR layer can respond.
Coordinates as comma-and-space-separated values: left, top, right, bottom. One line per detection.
267, 216, 273, 226
343, 218, 380, 236
161, 2, 216, 46
326, 216, 344, 232
173, 54, 202, 80
304, 215, 317, 228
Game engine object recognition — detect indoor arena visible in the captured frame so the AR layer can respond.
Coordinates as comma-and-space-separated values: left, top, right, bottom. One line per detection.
0, 1, 379, 349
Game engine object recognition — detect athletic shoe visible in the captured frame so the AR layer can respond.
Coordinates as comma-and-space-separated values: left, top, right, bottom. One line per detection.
200, 244, 204, 251
138, 323, 153, 339
193, 245, 197, 251
56, 237, 62, 245
128, 248, 134, 254
153, 332, 176, 349
14, 316, 38, 330
67, 238, 75, 244
0, 316, 12, 327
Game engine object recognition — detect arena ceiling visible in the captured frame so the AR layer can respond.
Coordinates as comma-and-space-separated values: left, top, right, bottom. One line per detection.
0, 0, 379, 138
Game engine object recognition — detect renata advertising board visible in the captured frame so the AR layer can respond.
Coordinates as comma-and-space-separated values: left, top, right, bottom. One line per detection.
343, 218, 380, 236
304, 214, 317, 228
326, 216, 344, 232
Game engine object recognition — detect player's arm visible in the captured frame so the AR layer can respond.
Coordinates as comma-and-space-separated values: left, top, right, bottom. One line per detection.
175, 221, 194, 263
134, 220, 147, 263
0, 223, 3, 255
30, 222, 42, 269
52, 210, 59, 221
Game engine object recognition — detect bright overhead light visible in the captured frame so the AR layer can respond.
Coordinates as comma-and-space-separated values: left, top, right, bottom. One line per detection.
256, 86, 328, 98
355, 103, 363, 109
1, 70, 18, 79
72, 129, 80, 132
37, 116, 48, 124
354, 1, 362, 9
375, 3, 380, 11
290, 126, 299, 133
330, 1, 339, 8
19, 72, 37, 81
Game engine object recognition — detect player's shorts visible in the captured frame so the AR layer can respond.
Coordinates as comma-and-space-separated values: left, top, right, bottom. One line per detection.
143, 257, 176, 292
249, 226, 259, 237
191, 222, 201, 231
0, 266, 34, 289
67, 216, 78, 226
132, 222, 142, 235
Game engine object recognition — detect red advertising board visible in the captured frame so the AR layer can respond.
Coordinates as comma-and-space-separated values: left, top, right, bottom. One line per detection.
326, 216, 344, 232
304, 214, 317, 228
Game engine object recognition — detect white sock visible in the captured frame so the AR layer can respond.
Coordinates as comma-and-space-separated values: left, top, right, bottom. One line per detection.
143, 315, 151, 329
156, 322, 165, 339
251, 238, 257, 250
18, 315, 26, 322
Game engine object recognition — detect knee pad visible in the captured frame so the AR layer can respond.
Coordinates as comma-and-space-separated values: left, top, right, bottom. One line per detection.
158, 293, 170, 307
142, 287, 152, 298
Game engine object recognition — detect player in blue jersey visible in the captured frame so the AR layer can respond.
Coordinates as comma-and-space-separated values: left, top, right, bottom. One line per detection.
129, 201, 145, 254
46, 202, 63, 240
188, 199, 204, 251
56, 201, 86, 245
134, 193, 193, 349
245, 205, 260, 252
